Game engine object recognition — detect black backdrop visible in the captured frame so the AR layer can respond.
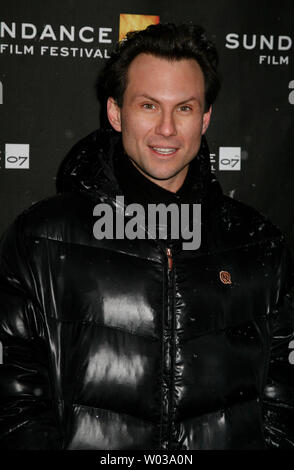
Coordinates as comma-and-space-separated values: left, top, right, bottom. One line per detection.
1, 0, 294, 253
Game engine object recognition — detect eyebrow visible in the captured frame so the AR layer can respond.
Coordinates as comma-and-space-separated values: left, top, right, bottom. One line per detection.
134, 94, 198, 105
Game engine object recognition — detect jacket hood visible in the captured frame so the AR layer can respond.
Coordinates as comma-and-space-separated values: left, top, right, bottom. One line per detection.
56, 128, 222, 207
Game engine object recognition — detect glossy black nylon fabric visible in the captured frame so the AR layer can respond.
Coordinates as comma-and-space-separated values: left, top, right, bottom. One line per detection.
0, 129, 294, 449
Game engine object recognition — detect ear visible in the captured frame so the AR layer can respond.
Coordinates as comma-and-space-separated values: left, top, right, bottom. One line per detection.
201, 105, 212, 135
107, 97, 122, 132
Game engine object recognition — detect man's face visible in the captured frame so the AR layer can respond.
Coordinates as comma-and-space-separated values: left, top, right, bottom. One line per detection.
107, 53, 212, 192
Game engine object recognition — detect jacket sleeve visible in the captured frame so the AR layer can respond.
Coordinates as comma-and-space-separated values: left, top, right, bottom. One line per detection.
263, 244, 294, 448
0, 216, 62, 449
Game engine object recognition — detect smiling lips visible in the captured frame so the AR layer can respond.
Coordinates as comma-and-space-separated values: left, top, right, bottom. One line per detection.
149, 146, 178, 156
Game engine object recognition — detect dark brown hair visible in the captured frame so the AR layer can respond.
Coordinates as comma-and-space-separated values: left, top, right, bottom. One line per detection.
98, 23, 221, 112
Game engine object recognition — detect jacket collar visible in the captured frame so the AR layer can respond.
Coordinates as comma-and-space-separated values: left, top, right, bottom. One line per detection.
57, 128, 224, 252
57, 128, 222, 211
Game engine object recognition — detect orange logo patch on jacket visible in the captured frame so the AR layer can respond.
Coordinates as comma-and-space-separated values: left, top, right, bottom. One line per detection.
219, 270, 232, 284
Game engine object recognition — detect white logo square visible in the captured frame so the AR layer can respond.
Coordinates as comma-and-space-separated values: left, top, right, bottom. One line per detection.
5, 144, 30, 169
219, 147, 241, 171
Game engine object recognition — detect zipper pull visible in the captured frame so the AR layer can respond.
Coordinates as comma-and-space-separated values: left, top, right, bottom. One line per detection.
166, 247, 173, 272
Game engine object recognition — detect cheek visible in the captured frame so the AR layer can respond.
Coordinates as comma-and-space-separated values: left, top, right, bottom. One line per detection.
122, 112, 152, 143
179, 121, 203, 159
179, 111, 203, 131
121, 117, 144, 157
184, 121, 203, 146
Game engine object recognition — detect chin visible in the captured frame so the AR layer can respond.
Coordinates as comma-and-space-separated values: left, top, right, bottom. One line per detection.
148, 172, 179, 182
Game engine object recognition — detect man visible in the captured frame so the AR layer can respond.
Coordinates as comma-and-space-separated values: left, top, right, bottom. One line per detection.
0, 23, 294, 450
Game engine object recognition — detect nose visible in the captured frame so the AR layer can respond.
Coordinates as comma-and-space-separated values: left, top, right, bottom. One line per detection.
155, 110, 177, 137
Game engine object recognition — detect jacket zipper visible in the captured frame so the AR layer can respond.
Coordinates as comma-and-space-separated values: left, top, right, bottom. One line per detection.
165, 246, 176, 449
166, 247, 173, 272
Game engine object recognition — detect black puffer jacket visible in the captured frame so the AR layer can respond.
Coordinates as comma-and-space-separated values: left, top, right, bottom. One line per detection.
0, 129, 294, 450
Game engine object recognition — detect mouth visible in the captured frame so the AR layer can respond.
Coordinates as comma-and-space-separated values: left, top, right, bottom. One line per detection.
149, 146, 178, 156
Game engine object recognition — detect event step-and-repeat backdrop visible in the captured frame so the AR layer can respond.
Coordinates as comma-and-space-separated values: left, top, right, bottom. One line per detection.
1, 0, 294, 252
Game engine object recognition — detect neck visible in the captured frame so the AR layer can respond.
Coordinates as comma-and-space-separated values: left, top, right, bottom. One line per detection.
128, 159, 189, 193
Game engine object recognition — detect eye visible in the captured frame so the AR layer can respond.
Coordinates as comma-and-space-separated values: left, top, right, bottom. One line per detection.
142, 103, 156, 110
178, 105, 192, 112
